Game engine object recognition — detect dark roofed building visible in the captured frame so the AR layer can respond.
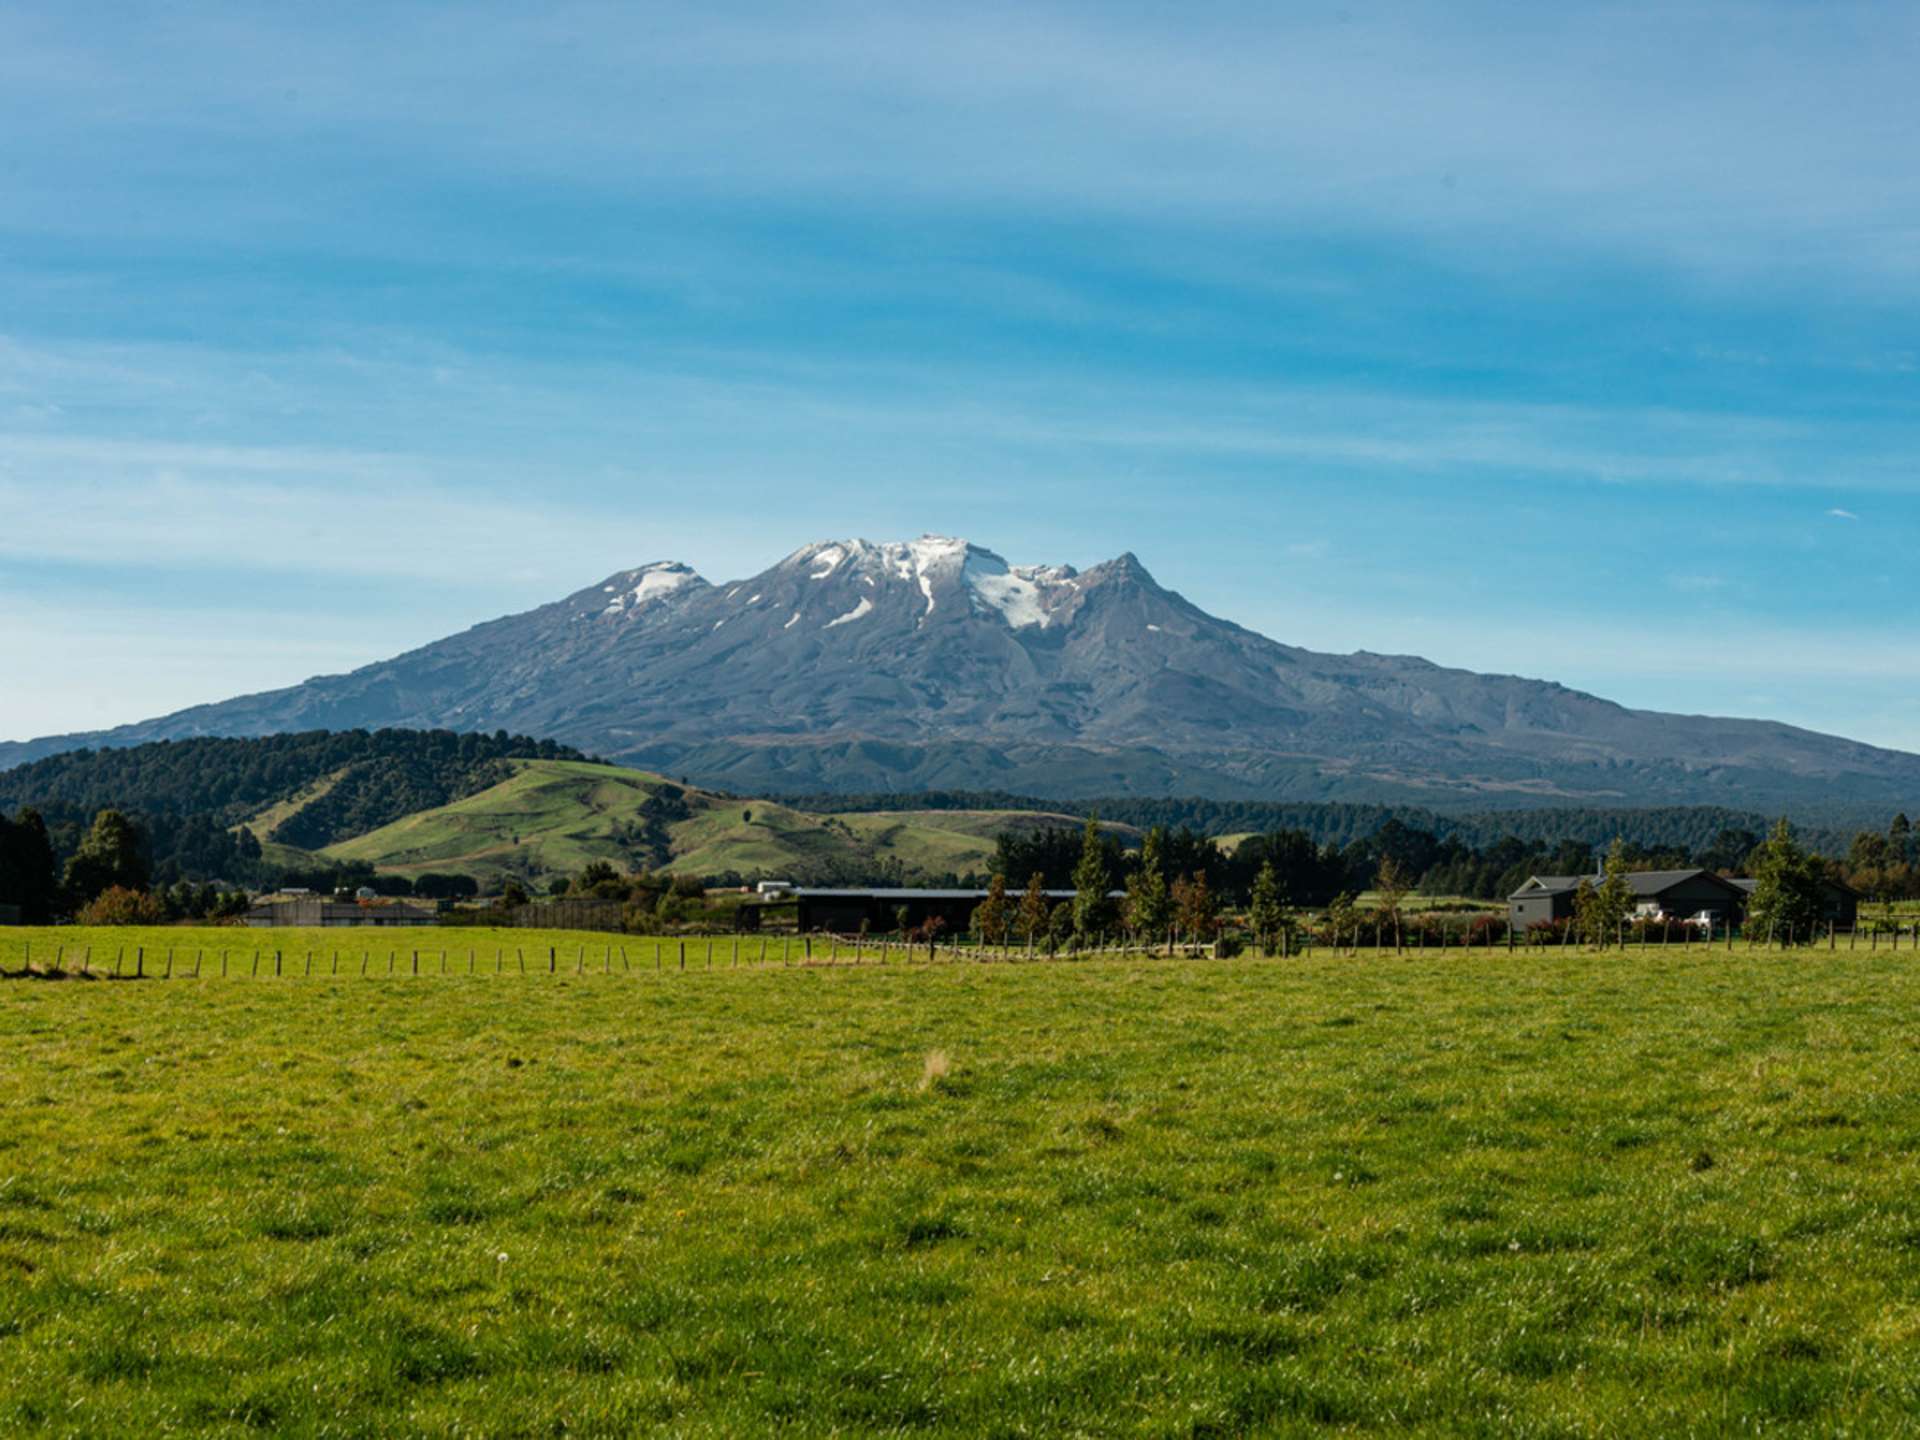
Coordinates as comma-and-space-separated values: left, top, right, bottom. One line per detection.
754, 887, 1124, 934
244, 896, 437, 928
1508, 869, 1749, 931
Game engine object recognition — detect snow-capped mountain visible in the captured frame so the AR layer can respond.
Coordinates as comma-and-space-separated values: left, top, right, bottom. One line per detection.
6, 535, 1920, 813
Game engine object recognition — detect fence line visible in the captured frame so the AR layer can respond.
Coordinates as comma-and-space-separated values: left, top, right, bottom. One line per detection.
5, 919, 1909, 981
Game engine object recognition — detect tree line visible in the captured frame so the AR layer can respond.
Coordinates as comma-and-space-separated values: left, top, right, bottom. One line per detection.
990, 812, 1902, 913
790, 790, 1862, 860
0, 807, 254, 923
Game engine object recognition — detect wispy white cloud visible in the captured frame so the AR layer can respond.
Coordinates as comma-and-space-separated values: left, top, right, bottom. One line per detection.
2, 2, 1918, 750
4, 2, 1919, 288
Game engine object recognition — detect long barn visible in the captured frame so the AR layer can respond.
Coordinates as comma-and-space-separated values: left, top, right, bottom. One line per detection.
1508, 869, 1749, 931
748, 887, 1123, 934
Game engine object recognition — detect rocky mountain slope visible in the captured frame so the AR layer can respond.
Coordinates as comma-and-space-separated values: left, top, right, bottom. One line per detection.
7, 537, 1919, 814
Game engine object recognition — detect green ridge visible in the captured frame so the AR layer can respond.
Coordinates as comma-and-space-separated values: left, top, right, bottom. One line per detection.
314, 760, 1100, 884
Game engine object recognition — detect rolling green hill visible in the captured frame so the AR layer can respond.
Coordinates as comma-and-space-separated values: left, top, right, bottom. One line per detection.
312, 760, 1120, 885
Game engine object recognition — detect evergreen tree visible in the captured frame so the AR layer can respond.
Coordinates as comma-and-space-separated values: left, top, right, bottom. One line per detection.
1017, 872, 1050, 948
1747, 817, 1827, 944
1591, 838, 1633, 946
1124, 826, 1174, 940
971, 872, 1010, 945
576, 860, 621, 894
1048, 901, 1074, 949
1572, 878, 1599, 945
0, 808, 60, 922
1071, 815, 1115, 941
62, 808, 148, 904
1249, 860, 1289, 955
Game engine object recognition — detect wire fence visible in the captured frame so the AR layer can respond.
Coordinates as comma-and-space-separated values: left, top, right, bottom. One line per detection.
2, 919, 1911, 980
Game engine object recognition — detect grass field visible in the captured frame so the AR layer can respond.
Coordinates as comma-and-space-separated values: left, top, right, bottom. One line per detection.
305, 759, 1108, 884
5, 929, 1920, 1435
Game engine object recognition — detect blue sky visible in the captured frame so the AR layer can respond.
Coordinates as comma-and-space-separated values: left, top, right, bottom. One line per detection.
4, 0, 1919, 749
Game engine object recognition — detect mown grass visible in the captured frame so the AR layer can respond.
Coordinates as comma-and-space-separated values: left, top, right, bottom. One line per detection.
3, 931, 1920, 1436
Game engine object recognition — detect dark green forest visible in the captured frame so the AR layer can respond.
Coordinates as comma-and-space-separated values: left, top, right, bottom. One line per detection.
788, 790, 1854, 859
0, 730, 585, 903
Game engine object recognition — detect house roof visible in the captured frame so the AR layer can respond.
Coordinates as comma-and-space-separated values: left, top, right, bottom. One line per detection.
786, 887, 1125, 901
243, 899, 436, 920
1510, 869, 1746, 901
1730, 877, 1861, 898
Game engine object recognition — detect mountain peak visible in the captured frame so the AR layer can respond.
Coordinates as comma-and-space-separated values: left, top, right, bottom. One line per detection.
584, 560, 705, 618
9, 531, 1920, 820
1096, 550, 1152, 579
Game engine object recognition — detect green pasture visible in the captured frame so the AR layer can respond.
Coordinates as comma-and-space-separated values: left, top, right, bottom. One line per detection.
4, 931, 1920, 1435
305, 760, 1049, 883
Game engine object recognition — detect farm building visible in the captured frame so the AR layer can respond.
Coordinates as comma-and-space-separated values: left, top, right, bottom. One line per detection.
1731, 877, 1860, 931
1507, 869, 1750, 931
746, 887, 1125, 934
243, 897, 437, 928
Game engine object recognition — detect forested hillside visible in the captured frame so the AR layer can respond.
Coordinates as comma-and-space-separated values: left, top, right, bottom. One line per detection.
789, 791, 1855, 859
0, 730, 586, 887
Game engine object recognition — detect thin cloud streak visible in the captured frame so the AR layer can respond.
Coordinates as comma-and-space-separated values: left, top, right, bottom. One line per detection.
4, 3, 1920, 288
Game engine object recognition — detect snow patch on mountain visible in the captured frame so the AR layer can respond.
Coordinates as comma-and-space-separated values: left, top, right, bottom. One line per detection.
599, 562, 700, 615
962, 552, 1078, 629
793, 534, 1087, 627
826, 597, 874, 628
